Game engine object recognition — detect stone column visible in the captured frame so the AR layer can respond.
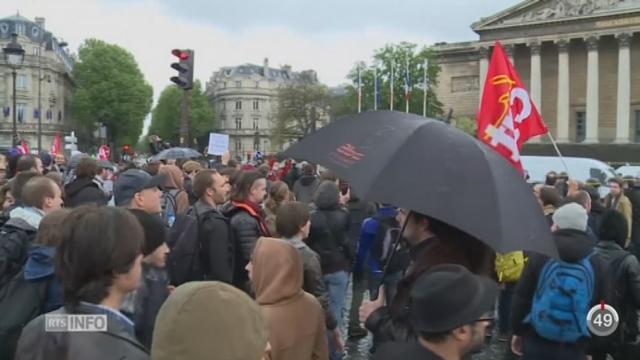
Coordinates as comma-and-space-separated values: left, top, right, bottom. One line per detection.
529, 42, 542, 143
585, 36, 600, 143
478, 47, 489, 104
556, 39, 570, 143
504, 44, 515, 64
615, 33, 632, 143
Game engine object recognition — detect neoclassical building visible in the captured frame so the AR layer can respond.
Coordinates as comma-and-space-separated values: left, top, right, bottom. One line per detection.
206, 59, 326, 158
0, 14, 74, 152
433, 0, 640, 157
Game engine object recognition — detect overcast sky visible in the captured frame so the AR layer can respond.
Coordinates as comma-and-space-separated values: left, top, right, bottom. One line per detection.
2, 0, 519, 98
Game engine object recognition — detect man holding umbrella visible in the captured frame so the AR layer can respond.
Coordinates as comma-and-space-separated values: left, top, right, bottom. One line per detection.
360, 209, 494, 347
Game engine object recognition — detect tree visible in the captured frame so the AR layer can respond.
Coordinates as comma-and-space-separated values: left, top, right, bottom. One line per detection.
335, 42, 444, 119
452, 116, 478, 138
72, 39, 153, 147
148, 81, 215, 146
274, 72, 330, 146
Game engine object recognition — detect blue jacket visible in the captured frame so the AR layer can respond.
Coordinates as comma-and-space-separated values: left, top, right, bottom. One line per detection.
23, 244, 62, 313
355, 207, 397, 274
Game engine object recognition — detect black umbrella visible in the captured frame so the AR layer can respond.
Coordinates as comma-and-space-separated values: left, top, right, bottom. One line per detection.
284, 111, 556, 257
150, 147, 201, 161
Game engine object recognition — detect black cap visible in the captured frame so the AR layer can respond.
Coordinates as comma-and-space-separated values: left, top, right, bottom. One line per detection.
114, 169, 164, 206
410, 264, 499, 333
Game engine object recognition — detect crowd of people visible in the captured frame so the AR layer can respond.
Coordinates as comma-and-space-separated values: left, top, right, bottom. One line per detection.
0, 149, 639, 360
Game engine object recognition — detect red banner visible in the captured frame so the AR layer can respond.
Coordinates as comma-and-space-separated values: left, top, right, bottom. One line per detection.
477, 42, 548, 173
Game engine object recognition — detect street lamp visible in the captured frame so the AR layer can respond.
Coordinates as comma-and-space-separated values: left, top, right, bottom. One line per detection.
3, 33, 25, 147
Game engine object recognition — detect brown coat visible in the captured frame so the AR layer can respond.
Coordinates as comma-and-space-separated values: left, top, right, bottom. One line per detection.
606, 193, 633, 246
252, 237, 328, 360
159, 164, 189, 214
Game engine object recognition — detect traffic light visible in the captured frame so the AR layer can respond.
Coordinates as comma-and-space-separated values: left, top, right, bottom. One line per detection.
170, 49, 194, 90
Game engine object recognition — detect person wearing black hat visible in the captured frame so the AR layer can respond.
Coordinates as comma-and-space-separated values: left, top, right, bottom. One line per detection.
114, 168, 164, 214
129, 209, 171, 348
373, 264, 498, 360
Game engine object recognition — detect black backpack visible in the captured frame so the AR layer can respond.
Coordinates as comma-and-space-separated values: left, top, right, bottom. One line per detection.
370, 215, 410, 274
0, 227, 34, 290
166, 206, 204, 286
0, 269, 50, 360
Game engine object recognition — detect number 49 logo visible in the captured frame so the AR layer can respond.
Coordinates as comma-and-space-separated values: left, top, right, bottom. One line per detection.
586, 303, 620, 337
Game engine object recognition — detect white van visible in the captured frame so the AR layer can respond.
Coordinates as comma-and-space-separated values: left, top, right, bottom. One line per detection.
521, 156, 617, 196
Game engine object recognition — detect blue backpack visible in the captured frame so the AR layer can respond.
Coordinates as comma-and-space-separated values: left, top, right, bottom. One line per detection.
526, 254, 595, 343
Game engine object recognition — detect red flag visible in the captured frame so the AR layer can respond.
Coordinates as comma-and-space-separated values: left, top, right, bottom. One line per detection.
19, 139, 30, 155
51, 133, 62, 155
477, 42, 548, 173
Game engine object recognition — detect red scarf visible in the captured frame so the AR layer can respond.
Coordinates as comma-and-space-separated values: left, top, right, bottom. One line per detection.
232, 201, 271, 237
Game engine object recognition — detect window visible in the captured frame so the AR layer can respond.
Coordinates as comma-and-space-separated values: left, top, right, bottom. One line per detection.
253, 118, 259, 130
635, 110, 640, 143
234, 138, 242, 152
576, 111, 586, 143
253, 138, 260, 150
33, 47, 40, 56
253, 100, 259, 110
263, 139, 269, 150
235, 81, 241, 88
222, 101, 226, 110
15, 23, 25, 36
235, 117, 242, 130
17, 74, 28, 90
235, 101, 242, 110
255, 81, 260, 88
16, 103, 27, 123
223, 81, 227, 88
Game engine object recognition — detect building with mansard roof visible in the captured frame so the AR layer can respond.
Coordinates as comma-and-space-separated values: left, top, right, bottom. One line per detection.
433, 0, 640, 160
0, 13, 74, 152
206, 58, 328, 158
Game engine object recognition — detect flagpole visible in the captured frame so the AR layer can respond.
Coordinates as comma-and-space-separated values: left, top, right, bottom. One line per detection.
405, 57, 409, 113
423, 58, 428, 117
373, 65, 378, 111
357, 65, 362, 113
390, 60, 394, 111
545, 132, 570, 175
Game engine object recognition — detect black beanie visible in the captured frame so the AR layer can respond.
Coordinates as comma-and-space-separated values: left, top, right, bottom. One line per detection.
598, 210, 628, 248
129, 209, 167, 256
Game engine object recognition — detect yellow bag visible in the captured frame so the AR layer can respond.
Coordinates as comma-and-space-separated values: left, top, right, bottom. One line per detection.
495, 251, 527, 283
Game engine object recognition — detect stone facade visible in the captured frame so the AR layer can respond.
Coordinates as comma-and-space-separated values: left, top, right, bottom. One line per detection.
0, 14, 74, 152
206, 59, 327, 158
433, 0, 640, 144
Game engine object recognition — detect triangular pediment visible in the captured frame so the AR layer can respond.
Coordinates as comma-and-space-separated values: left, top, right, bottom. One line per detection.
473, 0, 640, 31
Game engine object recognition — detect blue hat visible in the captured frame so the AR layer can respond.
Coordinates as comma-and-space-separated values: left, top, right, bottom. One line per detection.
114, 169, 164, 206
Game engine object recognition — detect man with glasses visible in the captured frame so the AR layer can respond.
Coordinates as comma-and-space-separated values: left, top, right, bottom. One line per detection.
373, 264, 499, 360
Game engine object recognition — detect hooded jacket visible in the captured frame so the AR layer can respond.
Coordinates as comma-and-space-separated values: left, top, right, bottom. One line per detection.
23, 244, 62, 313
511, 229, 609, 344
152, 281, 269, 360
64, 177, 108, 208
193, 199, 235, 284
252, 238, 328, 360
308, 181, 350, 274
0, 207, 41, 288
159, 165, 189, 215
293, 175, 319, 204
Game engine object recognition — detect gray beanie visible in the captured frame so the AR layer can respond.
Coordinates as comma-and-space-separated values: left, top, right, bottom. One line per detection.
552, 203, 588, 231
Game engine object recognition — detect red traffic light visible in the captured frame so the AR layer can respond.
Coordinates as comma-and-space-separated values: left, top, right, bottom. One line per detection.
171, 49, 189, 61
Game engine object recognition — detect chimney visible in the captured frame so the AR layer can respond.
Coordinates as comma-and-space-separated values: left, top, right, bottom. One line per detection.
263, 57, 269, 77
35, 17, 45, 30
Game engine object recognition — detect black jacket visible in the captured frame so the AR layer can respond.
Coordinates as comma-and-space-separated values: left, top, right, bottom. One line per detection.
64, 178, 107, 208
221, 202, 266, 291
194, 200, 235, 285
134, 264, 170, 349
594, 240, 640, 341
589, 201, 606, 238
308, 182, 350, 274
345, 198, 376, 253
16, 302, 149, 360
0, 210, 39, 289
511, 229, 610, 340
293, 175, 319, 204
373, 341, 444, 360
287, 236, 338, 331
